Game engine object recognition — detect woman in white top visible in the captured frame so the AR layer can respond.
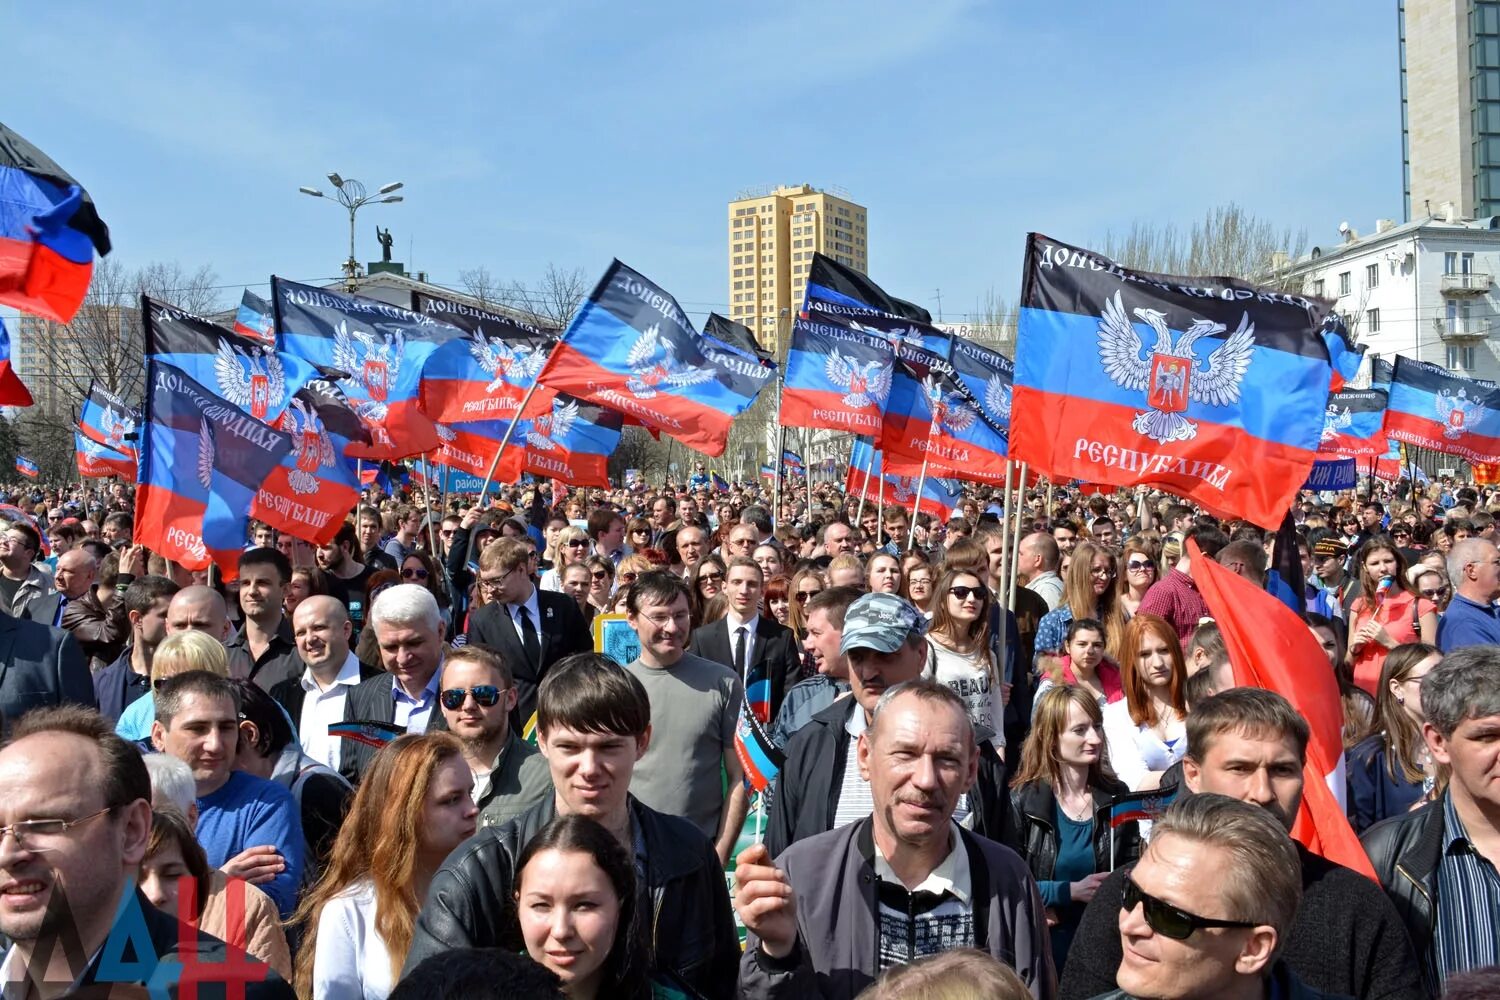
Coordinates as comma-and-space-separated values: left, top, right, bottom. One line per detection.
925, 566, 1005, 753
1101, 612, 1188, 791
540, 526, 592, 592
295, 732, 479, 1000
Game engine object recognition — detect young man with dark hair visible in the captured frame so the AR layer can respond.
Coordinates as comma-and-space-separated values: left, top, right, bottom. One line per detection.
586, 506, 625, 565
354, 505, 398, 572
689, 557, 801, 725
316, 522, 376, 635
771, 585, 861, 746
227, 547, 303, 691
1137, 523, 1231, 645
404, 652, 739, 999
94, 574, 180, 723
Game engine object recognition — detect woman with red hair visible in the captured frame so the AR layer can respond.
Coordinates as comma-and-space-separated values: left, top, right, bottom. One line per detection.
1100, 613, 1187, 791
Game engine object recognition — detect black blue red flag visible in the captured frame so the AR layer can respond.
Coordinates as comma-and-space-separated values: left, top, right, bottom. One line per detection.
0, 318, 32, 407
1370, 356, 1394, 392
253, 381, 371, 546
781, 301, 896, 436
536, 260, 773, 456
844, 438, 962, 519
233, 289, 275, 346
75, 429, 134, 480
1320, 313, 1365, 393
14, 457, 37, 479
500, 394, 624, 488
703, 312, 771, 362
274, 278, 459, 461
1385, 355, 1500, 463
1012, 234, 1333, 529
0, 122, 110, 324
414, 292, 557, 424
143, 296, 319, 426
78, 381, 138, 458
1317, 387, 1388, 459
135, 362, 292, 577
803, 253, 932, 322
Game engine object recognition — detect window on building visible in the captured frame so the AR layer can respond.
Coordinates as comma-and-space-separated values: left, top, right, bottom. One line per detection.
1338, 272, 1351, 296
1366, 308, 1380, 333
1446, 251, 1458, 274
1366, 263, 1379, 288
1463, 251, 1475, 273
1313, 278, 1325, 297
1449, 345, 1477, 370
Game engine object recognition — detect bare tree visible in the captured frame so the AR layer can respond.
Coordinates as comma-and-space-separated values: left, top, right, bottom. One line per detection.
457, 266, 503, 310
32, 258, 219, 413
1094, 203, 1309, 291
498, 263, 592, 332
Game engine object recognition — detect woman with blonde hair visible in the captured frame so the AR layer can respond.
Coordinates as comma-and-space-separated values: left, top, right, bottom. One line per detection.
1006, 686, 1139, 972
539, 525, 591, 592
860, 949, 1031, 1000
295, 733, 479, 999
114, 629, 230, 741
1115, 535, 1157, 619
1031, 541, 1123, 669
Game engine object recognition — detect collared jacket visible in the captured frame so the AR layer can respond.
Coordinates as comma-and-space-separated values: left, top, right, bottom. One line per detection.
1003, 777, 1141, 887
473, 728, 552, 829
765, 698, 1013, 859
1085, 960, 1351, 1000
740, 818, 1056, 1000
6, 564, 53, 619
1360, 797, 1446, 984
403, 794, 739, 1000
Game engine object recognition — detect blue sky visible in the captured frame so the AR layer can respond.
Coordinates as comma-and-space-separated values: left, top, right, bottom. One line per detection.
8, 1, 1400, 326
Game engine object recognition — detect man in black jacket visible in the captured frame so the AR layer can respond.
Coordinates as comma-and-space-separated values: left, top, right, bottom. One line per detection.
464, 537, 591, 734
1060, 688, 1424, 1000
402, 653, 738, 999
688, 556, 801, 722
765, 592, 1012, 858
1363, 645, 1500, 995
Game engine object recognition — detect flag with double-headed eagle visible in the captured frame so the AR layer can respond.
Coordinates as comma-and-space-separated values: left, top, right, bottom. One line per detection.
252, 380, 371, 546
273, 278, 460, 461
535, 260, 774, 456
1011, 233, 1334, 529
1384, 355, 1500, 464
493, 393, 624, 488
78, 381, 138, 462
1317, 387, 1388, 459
414, 291, 558, 424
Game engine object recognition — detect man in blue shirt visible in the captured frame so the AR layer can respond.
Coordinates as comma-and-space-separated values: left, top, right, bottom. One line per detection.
150, 670, 304, 917
1437, 538, 1500, 653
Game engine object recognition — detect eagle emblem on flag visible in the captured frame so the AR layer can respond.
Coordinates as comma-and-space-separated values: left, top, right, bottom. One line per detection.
196, 420, 214, 490
283, 397, 336, 495
824, 349, 893, 410
525, 399, 578, 452
101, 407, 134, 451
623, 325, 714, 399
1321, 405, 1352, 443
1097, 291, 1255, 445
467, 331, 546, 393
1436, 388, 1478, 440
332, 322, 405, 415
213, 340, 286, 421
924, 378, 976, 434
983, 375, 1012, 426
889, 477, 916, 503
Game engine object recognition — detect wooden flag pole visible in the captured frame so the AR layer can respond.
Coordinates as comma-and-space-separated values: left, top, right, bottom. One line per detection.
853, 439, 878, 527
1008, 462, 1028, 612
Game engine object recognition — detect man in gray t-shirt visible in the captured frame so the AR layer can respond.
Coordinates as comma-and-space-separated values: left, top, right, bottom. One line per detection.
624, 571, 746, 864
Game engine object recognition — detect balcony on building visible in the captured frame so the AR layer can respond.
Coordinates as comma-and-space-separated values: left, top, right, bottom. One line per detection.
1439, 270, 1491, 295
1435, 317, 1488, 341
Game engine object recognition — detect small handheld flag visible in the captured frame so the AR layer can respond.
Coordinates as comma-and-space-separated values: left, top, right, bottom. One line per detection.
14, 456, 37, 479
734, 705, 785, 794
328, 719, 407, 750
710, 471, 729, 492
1109, 786, 1178, 828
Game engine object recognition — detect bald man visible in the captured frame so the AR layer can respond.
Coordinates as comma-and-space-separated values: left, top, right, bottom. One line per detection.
270, 596, 380, 771
26, 546, 141, 669
166, 585, 232, 650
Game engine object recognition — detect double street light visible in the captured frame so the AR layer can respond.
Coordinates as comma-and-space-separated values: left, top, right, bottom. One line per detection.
299, 173, 404, 291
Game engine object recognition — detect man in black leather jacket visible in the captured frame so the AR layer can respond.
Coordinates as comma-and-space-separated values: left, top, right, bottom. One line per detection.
401, 653, 738, 999
1362, 646, 1500, 996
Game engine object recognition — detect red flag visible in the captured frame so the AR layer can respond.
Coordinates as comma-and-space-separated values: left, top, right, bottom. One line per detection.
1189, 539, 1377, 880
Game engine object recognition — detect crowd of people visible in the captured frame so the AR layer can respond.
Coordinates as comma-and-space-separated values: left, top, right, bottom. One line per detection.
0, 466, 1496, 998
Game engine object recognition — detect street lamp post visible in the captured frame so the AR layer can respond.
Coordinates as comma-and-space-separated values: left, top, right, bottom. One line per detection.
298, 174, 404, 291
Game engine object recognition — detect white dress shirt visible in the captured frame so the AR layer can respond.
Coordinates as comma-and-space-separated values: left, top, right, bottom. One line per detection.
508, 585, 544, 643
299, 652, 365, 771
724, 610, 759, 681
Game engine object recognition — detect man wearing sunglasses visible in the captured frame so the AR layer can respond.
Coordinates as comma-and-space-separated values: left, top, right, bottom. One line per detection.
439, 646, 550, 829
1099, 794, 1327, 1000
1061, 689, 1423, 1000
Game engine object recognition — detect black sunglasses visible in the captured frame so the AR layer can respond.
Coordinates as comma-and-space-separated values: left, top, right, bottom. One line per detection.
1122, 878, 1258, 940
440, 685, 504, 711
948, 585, 987, 601
402, 567, 429, 580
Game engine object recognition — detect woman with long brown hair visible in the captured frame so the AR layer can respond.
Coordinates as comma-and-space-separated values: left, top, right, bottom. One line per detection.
926, 565, 1003, 753
295, 733, 479, 999
786, 566, 826, 641
1101, 613, 1187, 791
1005, 686, 1140, 973
1032, 541, 1123, 670
1114, 535, 1157, 619
1347, 642, 1443, 833
1346, 537, 1438, 696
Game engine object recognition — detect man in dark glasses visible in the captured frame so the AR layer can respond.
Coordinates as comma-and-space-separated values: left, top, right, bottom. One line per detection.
1061, 689, 1423, 1000
439, 646, 550, 830
1106, 794, 1321, 1000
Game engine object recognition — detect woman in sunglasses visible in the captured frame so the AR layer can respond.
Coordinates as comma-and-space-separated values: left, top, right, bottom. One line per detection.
400, 552, 450, 628
1115, 536, 1158, 620
686, 555, 727, 625
295, 733, 478, 1000
1409, 565, 1452, 613
1347, 642, 1443, 833
1102, 613, 1187, 791
583, 556, 615, 617
926, 566, 1004, 755
785, 567, 826, 677
1032, 542, 1124, 671
539, 526, 592, 593
1005, 686, 1140, 973
625, 517, 652, 556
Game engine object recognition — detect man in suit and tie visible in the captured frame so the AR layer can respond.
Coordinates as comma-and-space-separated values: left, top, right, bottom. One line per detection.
688, 556, 801, 724
464, 537, 591, 735
0, 606, 94, 727
340, 584, 450, 782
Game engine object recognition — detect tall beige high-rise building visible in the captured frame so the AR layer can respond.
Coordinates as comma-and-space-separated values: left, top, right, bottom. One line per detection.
1400, 0, 1500, 220
727, 184, 867, 358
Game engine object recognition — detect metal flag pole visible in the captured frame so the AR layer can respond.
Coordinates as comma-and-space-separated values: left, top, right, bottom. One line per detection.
908, 392, 942, 550
804, 427, 814, 522
770, 373, 786, 525
1008, 462, 1028, 611
1000, 459, 1014, 594
419, 453, 440, 556
853, 438, 878, 526
475, 380, 546, 503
